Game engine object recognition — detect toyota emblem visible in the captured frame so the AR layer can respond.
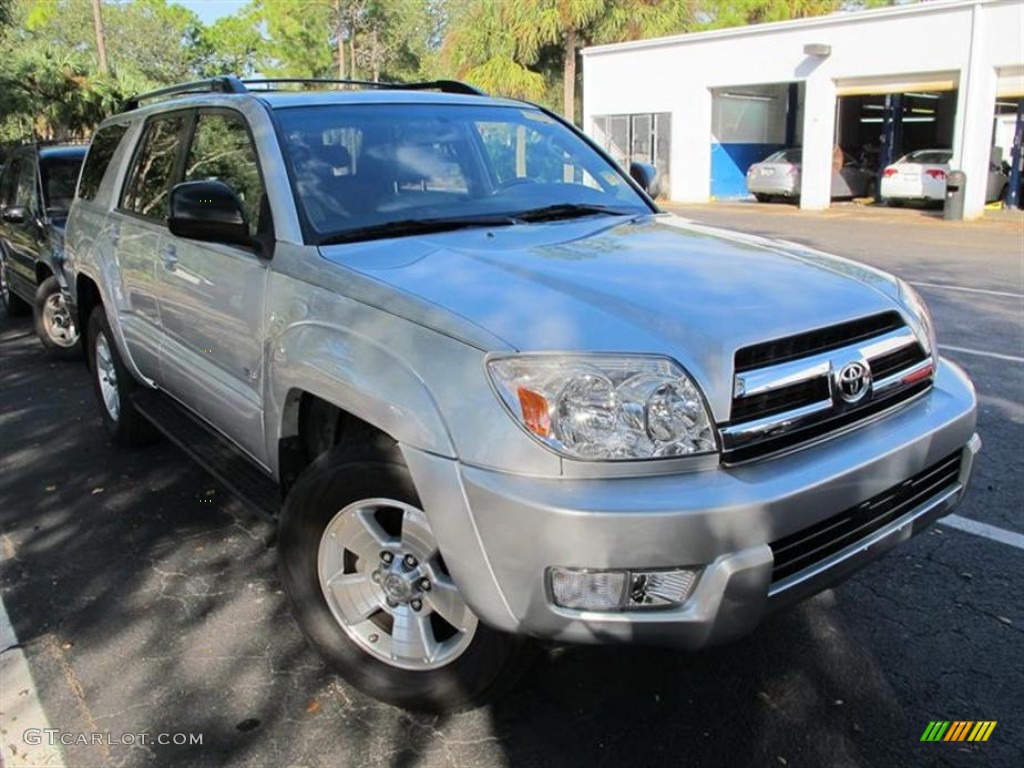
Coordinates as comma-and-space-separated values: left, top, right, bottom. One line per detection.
836, 361, 872, 404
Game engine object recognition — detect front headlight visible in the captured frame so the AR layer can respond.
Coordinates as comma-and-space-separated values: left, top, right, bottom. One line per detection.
487, 355, 717, 460
898, 279, 937, 355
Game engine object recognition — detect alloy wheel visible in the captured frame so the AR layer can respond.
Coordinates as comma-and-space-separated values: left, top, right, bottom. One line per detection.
318, 498, 478, 670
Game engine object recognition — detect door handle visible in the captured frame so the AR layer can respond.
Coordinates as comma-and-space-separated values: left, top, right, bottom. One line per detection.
110, 222, 120, 246
161, 244, 178, 270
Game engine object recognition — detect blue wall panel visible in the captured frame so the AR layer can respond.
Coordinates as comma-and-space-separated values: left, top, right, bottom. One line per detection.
711, 143, 785, 199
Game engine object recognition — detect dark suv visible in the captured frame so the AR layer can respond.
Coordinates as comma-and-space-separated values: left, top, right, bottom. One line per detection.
0, 144, 88, 357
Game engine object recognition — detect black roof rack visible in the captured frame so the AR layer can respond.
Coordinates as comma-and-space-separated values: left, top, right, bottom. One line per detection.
241, 78, 486, 96
121, 76, 485, 112
123, 76, 247, 111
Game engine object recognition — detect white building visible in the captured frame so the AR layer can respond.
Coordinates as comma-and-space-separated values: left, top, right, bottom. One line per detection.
581, 0, 1024, 219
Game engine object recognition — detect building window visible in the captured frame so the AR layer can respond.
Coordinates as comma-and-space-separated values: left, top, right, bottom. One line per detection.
593, 112, 671, 197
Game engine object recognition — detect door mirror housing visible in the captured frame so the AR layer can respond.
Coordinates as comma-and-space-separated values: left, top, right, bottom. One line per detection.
629, 161, 661, 198
2, 205, 29, 224
168, 181, 250, 247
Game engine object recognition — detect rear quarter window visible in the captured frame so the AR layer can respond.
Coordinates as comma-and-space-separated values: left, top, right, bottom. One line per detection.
78, 123, 130, 202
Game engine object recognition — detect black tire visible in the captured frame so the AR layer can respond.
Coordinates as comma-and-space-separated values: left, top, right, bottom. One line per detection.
753, 193, 771, 203
0, 252, 30, 317
34, 276, 82, 359
278, 441, 532, 712
86, 306, 159, 446
887, 198, 904, 208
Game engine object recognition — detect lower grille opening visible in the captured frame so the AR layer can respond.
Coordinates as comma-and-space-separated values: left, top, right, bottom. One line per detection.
769, 451, 963, 584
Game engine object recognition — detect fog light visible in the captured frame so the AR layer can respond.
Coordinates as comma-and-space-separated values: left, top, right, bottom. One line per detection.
549, 568, 626, 610
549, 566, 701, 611
628, 569, 699, 607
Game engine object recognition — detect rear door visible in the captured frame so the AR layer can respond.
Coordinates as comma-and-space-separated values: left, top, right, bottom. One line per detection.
156, 109, 270, 464
113, 111, 190, 379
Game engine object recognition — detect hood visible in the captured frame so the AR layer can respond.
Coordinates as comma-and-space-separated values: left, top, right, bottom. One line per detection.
319, 214, 905, 418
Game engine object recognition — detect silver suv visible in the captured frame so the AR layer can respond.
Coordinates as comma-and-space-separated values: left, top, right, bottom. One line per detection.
65, 77, 979, 711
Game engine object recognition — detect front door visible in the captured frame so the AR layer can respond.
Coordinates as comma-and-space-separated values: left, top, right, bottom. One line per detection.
157, 109, 270, 465
1, 155, 43, 299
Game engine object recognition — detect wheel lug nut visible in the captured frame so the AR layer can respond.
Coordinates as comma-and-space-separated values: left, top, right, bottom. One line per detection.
411, 599, 422, 611
404, 554, 417, 568
386, 598, 397, 608
380, 551, 393, 564
419, 578, 431, 591
371, 571, 381, 583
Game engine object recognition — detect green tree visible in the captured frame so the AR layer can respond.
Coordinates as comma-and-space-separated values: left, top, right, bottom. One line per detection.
443, 0, 694, 120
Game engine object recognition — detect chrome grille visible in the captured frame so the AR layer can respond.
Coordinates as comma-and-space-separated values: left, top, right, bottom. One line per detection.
723, 312, 932, 463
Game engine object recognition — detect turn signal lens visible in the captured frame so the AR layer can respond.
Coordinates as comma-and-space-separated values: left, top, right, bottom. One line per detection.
517, 387, 552, 437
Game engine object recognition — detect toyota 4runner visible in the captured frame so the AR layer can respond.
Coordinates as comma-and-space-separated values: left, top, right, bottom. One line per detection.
64, 76, 979, 711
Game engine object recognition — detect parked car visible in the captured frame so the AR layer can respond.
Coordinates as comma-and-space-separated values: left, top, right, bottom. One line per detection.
66, 76, 978, 712
880, 149, 1008, 206
0, 143, 88, 357
746, 147, 876, 202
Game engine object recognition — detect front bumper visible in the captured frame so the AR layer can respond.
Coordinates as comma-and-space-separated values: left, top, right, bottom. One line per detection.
404, 358, 978, 649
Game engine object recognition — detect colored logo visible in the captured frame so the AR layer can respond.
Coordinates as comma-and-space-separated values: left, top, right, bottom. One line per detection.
920, 721, 997, 742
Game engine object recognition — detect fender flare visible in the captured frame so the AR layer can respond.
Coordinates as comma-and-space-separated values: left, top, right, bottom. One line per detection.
267, 321, 457, 471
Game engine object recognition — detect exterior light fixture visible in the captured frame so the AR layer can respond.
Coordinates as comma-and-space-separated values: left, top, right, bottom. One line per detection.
804, 43, 832, 57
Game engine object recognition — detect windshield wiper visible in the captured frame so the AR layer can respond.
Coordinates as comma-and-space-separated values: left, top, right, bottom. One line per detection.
512, 203, 641, 223
318, 215, 518, 245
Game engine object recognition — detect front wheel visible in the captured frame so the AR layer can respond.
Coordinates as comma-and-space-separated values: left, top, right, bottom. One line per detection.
278, 446, 531, 711
34, 276, 81, 359
753, 193, 772, 203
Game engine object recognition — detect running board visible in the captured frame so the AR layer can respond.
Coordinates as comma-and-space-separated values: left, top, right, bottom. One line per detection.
132, 389, 281, 522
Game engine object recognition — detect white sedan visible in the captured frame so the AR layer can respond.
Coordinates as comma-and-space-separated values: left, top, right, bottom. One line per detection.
880, 149, 1007, 206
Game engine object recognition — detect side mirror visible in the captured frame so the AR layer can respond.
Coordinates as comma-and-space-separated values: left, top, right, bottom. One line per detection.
2, 205, 29, 224
629, 161, 661, 198
167, 180, 250, 247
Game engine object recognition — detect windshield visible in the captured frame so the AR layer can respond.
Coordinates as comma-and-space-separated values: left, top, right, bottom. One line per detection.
275, 104, 651, 242
902, 150, 952, 165
763, 149, 801, 164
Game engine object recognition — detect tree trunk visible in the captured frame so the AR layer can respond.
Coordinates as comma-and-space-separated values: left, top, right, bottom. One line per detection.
349, 33, 357, 80
91, 0, 108, 75
372, 29, 379, 82
563, 26, 577, 123
334, 0, 345, 79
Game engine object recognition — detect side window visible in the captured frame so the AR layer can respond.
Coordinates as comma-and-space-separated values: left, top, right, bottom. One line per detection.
183, 112, 265, 236
0, 160, 20, 208
78, 123, 129, 202
121, 114, 187, 222
14, 157, 39, 211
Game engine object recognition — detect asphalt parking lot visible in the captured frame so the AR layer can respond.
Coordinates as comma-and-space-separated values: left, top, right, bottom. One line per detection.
1, 204, 1022, 768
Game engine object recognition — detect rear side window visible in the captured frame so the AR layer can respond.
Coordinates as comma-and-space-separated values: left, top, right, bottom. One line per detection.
121, 115, 187, 221
78, 123, 129, 202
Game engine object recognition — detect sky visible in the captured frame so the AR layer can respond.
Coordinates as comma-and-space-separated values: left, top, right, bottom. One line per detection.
178, 0, 249, 25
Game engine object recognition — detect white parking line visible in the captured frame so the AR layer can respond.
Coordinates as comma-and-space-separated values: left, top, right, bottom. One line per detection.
939, 345, 1024, 364
939, 514, 1024, 551
0, 574, 66, 767
910, 281, 1024, 299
